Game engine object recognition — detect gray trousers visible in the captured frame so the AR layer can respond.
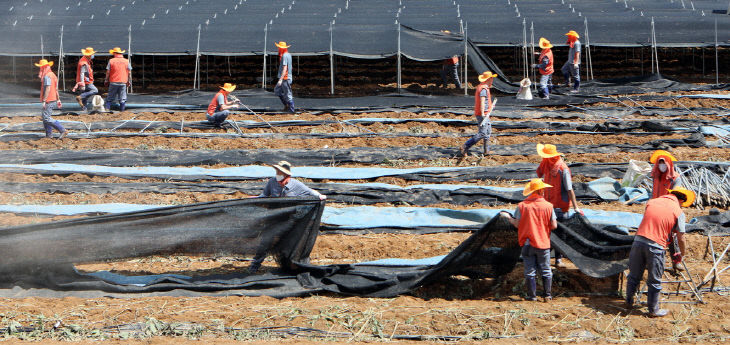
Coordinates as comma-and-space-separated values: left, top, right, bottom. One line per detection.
626, 240, 665, 311
79, 83, 99, 107
274, 80, 293, 105
41, 102, 65, 137
561, 62, 580, 85
207, 110, 229, 126
463, 116, 492, 152
522, 244, 552, 280
106, 83, 128, 104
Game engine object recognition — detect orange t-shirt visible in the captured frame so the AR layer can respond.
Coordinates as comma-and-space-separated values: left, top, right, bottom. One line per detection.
517, 194, 556, 249
636, 194, 682, 248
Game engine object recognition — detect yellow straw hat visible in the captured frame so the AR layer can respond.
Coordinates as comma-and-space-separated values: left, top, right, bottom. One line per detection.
220, 83, 236, 92
539, 37, 553, 49
272, 160, 292, 176
34, 59, 54, 67
536, 143, 562, 158
565, 30, 580, 38
274, 41, 291, 48
478, 71, 498, 82
649, 150, 677, 164
667, 187, 696, 207
109, 47, 126, 54
81, 47, 96, 56
523, 178, 553, 196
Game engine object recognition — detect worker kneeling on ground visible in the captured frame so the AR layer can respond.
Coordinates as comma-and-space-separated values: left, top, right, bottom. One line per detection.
206, 83, 239, 127
501, 178, 558, 302
625, 187, 695, 317
250, 161, 326, 273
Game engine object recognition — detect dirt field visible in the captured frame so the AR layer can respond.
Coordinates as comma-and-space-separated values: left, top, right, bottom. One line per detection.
1, 91, 729, 343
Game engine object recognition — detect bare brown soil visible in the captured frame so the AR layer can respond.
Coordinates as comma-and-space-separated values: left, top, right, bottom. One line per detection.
1, 92, 730, 343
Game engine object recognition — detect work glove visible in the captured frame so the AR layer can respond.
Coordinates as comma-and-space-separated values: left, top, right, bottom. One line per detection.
42, 102, 47, 110
126, 81, 131, 88
574, 208, 585, 216
531, 64, 538, 68
57, 100, 62, 109
573, 63, 579, 69
319, 194, 327, 200
72, 82, 85, 92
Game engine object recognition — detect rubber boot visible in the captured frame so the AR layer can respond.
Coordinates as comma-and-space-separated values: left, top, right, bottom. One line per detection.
120, 102, 126, 112
563, 72, 571, 88
571, 80, 580, 93
525, 277, 537, 301
542, 276, 552, 301
105, 101, 112, 111
647, 290, 668, 317
287, 100, 295, 114
625, 280, 637, 309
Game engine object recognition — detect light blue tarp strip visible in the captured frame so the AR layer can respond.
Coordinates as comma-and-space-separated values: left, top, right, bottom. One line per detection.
355, 255, 447, 267
0, 204, 646, 229
700, 125, 730, 136
0, 103, 200, 110
0, 163, 481, 180
85, 271, 191, 287
587, 177, 649, 204
677, 94, 730, 100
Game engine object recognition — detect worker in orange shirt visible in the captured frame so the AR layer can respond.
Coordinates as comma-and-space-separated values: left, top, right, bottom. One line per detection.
649, 150, 682, 199
532, 38, 554, 99
536, 143, 583, 267
72, 47, 98, 111
206, 83, 240, 127
625, 187, 694, 317
458, 71, 496, 157
35, 59, 67, 139
104, 47, 132, 111
501, 178, 558, 301
439, 55, 461, 89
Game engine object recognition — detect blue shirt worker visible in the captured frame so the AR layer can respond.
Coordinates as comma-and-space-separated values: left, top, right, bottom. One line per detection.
274, 41, 295, 113
73, 47, 98, 112
206, 83, 239, 127
501, 178, 558, 301
250, 161, 326, 273
561, 30, 581, 93
625, 188, 693, 317
36, 59, 67, 139
104, 47, 132, 112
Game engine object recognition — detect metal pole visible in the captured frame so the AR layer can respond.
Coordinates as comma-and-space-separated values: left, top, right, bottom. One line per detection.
530, 21, 536, 91
460, 19, 465, 89
40, 35, 44, 59
522, 18, 527, 80
464, 21, 468, 96
584, 17, 590, 81
262, 23, 267, 89
58, 25, 65, 91
652, 17, 659, 75
128, 25, 133, 93
397, 22, 401, 91
194, 24, 201, 89
330, 21, 334, 95
650, 18, 655, 74
715, 18, 720, 85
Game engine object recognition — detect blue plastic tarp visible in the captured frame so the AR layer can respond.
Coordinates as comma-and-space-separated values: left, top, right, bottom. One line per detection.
0, 204, 646, 229
588, 177, 649, 204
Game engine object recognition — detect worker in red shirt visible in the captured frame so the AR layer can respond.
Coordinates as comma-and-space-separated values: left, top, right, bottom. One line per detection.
72, 47, 98, 112
536, 143, 583, 267
532, 38, 554, 99
206, 83, 239, 127
625, 187, 694, 317
439, 55, 461, 89
458, 71, 496, 157
36, 59, 67, 139
501, 178, 558, 301
104, 47, 132, 112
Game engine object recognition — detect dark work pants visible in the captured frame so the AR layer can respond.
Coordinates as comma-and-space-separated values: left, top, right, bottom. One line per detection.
625, 240, 665, 313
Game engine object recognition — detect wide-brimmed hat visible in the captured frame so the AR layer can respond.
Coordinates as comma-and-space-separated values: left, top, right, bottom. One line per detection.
523, 178, 553, 196
667, 187, 696, 207
274, 41, 291, 48
536, 143, 562, 158
220, 83, 236, 92
109, 47, 126, 54
649, 150, 677, 164
81, 47, 96, 56
478, 71, 498, 82
34, 59, 54, 67
565, 30, 580, 38
272, 160, 292, 176
539, 37, 553, 49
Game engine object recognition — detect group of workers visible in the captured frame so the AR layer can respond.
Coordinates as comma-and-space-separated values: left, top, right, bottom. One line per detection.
35, 46, 131, 138
502, 147, 692, 318
33, 32, 694, 317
